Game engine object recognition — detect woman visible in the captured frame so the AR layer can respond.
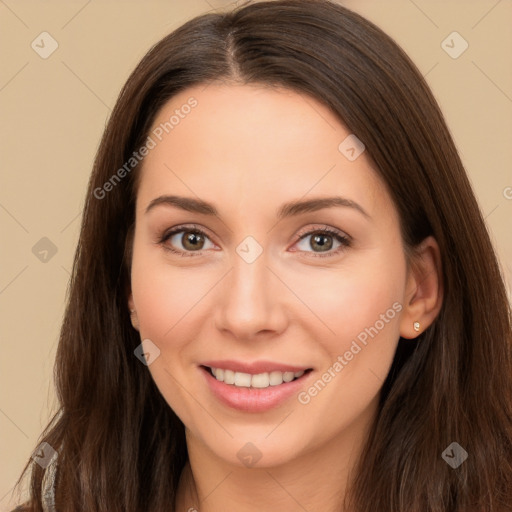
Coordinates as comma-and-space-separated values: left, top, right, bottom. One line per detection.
13, 0, 512, 510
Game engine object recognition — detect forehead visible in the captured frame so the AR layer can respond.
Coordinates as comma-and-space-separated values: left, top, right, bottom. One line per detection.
136, 83, 385, 220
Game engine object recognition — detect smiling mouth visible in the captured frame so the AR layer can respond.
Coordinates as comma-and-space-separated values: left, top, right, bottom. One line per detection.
201, 365, 313, 389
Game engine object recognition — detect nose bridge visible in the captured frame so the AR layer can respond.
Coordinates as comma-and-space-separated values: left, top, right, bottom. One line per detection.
215, 248, 286, 337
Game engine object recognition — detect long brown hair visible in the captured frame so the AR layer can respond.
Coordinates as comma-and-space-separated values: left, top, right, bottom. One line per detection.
13, 1, 512, 510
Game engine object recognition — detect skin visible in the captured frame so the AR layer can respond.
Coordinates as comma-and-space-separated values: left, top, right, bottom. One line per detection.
128, 83, 443, 512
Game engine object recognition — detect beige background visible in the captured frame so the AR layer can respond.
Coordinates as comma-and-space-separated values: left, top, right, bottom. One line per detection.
1, 0, 511, 509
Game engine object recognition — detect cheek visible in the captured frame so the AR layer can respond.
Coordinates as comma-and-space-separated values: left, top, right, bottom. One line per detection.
130, 236, 210, 341
292, 260, 404, 354
130, 245, 210, 425
293, 268, 404, 426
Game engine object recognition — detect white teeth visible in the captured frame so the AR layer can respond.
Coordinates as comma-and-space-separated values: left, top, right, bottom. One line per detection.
234, 372, 252, 387
269, 371, 284, 386
224, 369, 235, 384
282, 371, 295, 383
209, 367, 307, 388
251, 373, 270, 388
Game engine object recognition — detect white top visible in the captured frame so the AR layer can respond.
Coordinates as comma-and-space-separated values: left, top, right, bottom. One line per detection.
41, 450, 57, 512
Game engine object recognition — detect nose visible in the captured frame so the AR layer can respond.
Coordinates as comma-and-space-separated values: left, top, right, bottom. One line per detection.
214, 252, 289, 341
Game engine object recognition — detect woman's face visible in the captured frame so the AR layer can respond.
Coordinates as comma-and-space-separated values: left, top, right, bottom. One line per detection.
128, 83, 412, 468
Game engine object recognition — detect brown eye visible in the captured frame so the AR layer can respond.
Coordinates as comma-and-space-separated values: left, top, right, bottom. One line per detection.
159, 226, 215, 256
309, 233, 333, 252
293, 227, 351, 258
181, 231, 206, 251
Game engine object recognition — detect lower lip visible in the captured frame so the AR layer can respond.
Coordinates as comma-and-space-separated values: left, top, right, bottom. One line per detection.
200, 366, 313, 413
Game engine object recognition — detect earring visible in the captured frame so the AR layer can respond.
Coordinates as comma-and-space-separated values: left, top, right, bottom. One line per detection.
413, 321, 420, 332
130, 309, 135, 314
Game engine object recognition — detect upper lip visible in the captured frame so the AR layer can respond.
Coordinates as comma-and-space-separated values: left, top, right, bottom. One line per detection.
201, 360, 312, 375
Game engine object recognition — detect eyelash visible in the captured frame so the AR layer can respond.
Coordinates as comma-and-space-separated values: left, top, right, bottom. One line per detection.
156, 224, 351, 259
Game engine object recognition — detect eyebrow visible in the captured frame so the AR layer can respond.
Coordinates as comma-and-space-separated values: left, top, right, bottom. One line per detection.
144, 194, 370, 220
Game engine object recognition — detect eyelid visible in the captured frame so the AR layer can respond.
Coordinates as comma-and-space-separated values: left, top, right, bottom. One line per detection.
294, 224, 350, 242
160, 223, 215, 243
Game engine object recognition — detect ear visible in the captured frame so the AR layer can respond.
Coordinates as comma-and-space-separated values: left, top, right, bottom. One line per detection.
127, 292, 140, 332
399, 236, 443, 339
